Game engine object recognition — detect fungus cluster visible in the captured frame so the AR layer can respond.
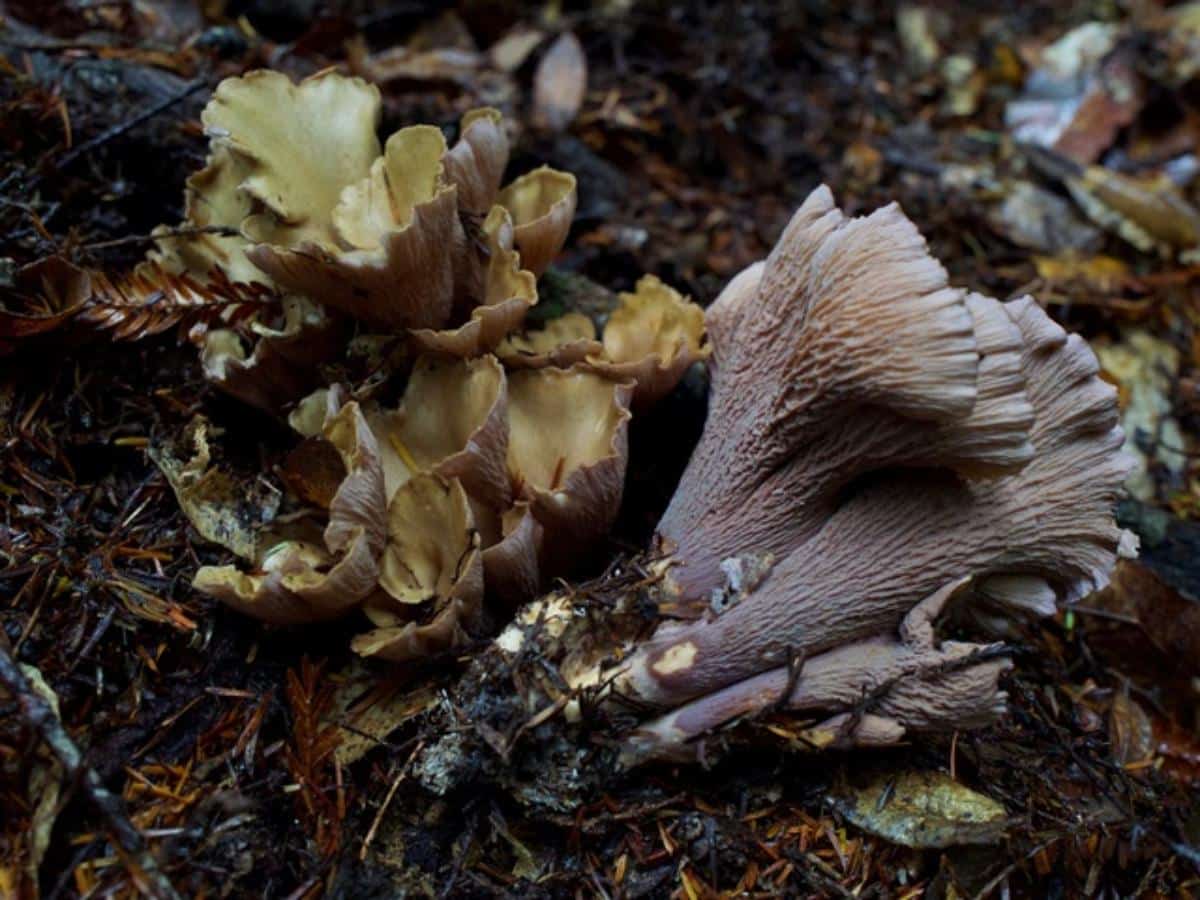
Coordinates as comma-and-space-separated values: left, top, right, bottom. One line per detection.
497, 187, 1133, 765
152, 70, 708, 661
156, 70, 1130, 763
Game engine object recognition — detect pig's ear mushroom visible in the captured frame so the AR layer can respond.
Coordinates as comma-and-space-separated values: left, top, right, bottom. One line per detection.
591, 190, 1129, 760
192, 395, 387, 625
657, 185, 991, 598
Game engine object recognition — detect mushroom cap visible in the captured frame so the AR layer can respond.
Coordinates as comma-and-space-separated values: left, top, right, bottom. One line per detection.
658, 185, 986, 598
442, 108, 510, 217
587, 274, 709, 409
333, 126, 450, 252
497, 166, 577, 276
200, 296, 341, 414
192, 397, 388, 625
497, 312, 602, 369
377, 474, 483, 608
480, 503, 545, 606
365, 354, 510, 509
409, 206, 537, 357
506, 367, 632, 564
622, 290, 1129, 709
249, 124, 464, 331
351, 474, 485, 663
202, 69, 382, 249
152, 143, 265, 285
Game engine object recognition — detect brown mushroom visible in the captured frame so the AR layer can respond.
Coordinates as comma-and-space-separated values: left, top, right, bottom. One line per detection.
352, 474, 485, 661
192, 394, 388, 625
151, 143, 265, 286
619, 298, 1126, 715
497, 166, 577, 276
442, 108, 510, 217
586, 274, 710, 409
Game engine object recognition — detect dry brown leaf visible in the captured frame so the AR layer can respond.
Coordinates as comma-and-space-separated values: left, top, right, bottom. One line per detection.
834, 771, 1008, 849
1109, 691, 1156, 767
533, 32, 587, 133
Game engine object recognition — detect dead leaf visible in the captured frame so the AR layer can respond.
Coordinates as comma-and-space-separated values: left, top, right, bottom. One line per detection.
533, 32, 587, 133
490, 26, 546, 72
1033, 253, 1130, 292
1109, 691, 1156, 767
0, 257, 90, 352
834, 771, 1008, 848
1093, 330, 1186, 501
1005, 22, 1139, 164
1093, 560, 1200, 673
280, 437, 346, 509
327, 660, 441, 766
988, 181, 1103, 253
150, 418, 281, 560
1070, 166, 1200, 254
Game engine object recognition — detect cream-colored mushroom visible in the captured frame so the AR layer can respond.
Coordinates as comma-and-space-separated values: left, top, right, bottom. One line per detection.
410, 206, 538, 357
364, 354, 510, 509
192, 396, 387, 625
496, 312, 601, 369
202, 69, 382, 249
586, 275, 709, 409
498, 166, 577, 276
351, 474, 485, 662
506, 366, 632, 572
200, 296, 341, 414
249, 123, 463, 330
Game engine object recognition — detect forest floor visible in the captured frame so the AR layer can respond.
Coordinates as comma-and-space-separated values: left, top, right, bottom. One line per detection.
3, 1, 1200, 897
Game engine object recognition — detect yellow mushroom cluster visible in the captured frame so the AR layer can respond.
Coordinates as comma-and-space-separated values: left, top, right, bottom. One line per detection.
153, 70, 709, 660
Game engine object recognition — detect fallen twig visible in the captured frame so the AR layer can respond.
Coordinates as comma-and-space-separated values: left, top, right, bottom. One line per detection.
0, 631, 182, 900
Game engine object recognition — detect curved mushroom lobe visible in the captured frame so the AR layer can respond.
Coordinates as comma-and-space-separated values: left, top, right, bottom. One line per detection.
618, 189, 1129, 712
658, 185, 982, 599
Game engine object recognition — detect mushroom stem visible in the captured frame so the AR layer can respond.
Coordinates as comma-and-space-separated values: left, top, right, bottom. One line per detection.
619, 579, 1013, 764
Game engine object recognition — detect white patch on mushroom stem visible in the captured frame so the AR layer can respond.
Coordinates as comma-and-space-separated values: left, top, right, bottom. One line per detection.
651, 641, 697, 676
